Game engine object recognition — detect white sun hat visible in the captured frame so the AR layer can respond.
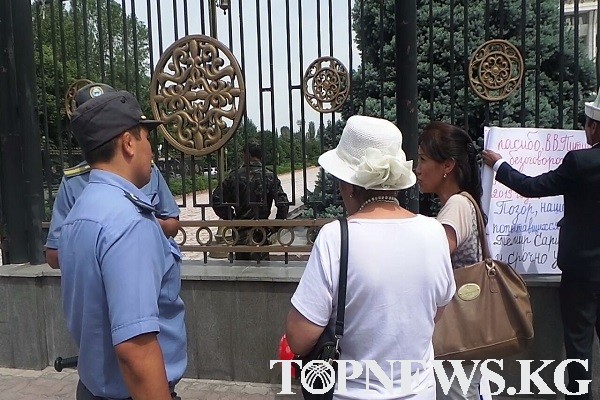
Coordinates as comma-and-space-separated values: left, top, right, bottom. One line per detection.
318, 115, 417, 190
585, 90, 600, 121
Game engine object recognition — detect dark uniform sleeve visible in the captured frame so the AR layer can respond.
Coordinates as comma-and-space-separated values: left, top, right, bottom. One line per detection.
212, 173, 235, 219
496, 151, 577, 198
273, 176, 290, 220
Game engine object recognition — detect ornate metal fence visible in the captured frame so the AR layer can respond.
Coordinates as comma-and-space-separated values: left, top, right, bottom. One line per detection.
1, 0, 594, 264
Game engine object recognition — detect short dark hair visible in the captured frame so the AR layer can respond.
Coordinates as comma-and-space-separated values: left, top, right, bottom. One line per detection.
243, 141, 262, 159
84, 125, 142, 164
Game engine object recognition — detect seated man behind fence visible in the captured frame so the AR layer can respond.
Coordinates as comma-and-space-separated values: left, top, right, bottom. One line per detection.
212, 141, 290, 261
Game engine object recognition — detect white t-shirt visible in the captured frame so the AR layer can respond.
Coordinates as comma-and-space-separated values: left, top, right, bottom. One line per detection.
291, 216, 455, 400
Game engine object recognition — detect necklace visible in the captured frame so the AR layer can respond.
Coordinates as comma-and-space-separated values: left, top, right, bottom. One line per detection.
358, 195, 400, 212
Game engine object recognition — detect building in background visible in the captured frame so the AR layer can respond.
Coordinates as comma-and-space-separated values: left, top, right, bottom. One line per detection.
565, 0, 598, 60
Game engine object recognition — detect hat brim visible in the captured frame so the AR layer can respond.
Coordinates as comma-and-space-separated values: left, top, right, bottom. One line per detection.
140, 119, 163, 131
318, 148, 417, 190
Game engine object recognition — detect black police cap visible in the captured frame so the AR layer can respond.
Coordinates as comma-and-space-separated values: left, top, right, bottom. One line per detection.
71, 90, 163, 153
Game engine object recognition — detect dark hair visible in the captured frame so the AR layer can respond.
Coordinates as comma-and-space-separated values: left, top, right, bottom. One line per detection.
84, 125, 142, 165
243, 141, 262, 159
418, 121, 483, 212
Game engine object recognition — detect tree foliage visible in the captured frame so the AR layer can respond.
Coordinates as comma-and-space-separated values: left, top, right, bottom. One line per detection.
34, 0, 151, 150
348, 0, 596, 135
310, 0, 598, 217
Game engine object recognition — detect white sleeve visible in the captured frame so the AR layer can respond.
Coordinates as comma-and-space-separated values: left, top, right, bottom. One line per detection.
493, 159, 506, 172
436, 195, 474, 248
434, 221, 456, 307
291, 232, 334, 327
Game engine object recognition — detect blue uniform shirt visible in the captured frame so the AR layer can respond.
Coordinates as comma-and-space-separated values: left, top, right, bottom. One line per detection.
46, 163, 180, 250
58, 170, 187, 399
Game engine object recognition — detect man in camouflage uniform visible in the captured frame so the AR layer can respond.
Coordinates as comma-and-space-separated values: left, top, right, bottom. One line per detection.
212, 141, 289, 261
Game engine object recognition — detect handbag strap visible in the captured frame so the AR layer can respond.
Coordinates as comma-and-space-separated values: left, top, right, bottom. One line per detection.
459, 192, 491, 260
335, 217, 349, 339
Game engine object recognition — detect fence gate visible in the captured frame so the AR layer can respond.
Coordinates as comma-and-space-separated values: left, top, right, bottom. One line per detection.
0, 0, 596, 264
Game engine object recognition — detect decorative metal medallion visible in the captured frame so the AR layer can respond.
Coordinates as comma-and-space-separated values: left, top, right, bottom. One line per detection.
303, 56, 350, 113
150, 34, 246, 156
469, 39, 524, 102
457, 283, 481, 301
64, 78, 93, 119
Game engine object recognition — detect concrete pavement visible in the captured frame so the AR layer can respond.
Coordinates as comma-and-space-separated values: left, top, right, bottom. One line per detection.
0, 367, 301, 399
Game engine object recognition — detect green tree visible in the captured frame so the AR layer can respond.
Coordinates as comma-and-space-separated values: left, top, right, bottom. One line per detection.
34, 0, 151, 150
348, 0, 596, 134
347, 0, 596, 215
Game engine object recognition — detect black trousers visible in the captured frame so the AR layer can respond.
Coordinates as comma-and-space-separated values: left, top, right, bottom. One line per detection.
77, 380, 180, 400
559, 278, 600, 399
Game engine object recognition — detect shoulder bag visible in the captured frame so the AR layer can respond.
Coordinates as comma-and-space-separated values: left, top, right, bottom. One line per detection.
296, 217, 348, 400
433, 192, 534, 360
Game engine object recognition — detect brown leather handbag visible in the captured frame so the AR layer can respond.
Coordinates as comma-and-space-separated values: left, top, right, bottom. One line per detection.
433, 192, 534, 360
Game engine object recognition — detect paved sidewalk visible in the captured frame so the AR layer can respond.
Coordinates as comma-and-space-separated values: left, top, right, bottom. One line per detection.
0, 367, 301, 400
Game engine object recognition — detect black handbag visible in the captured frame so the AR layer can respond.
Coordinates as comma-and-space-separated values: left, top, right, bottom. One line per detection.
297, 217, 348, 400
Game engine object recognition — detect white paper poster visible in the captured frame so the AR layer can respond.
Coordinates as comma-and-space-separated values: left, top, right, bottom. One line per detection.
481, 127, 588, 275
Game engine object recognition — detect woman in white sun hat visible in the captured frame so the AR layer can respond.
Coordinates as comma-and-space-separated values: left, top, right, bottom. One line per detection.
286, 115, 456, 399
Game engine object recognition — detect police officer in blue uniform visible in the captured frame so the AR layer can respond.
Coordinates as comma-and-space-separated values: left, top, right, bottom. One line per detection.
45, 83, 180, 269
59, 90, 186, 400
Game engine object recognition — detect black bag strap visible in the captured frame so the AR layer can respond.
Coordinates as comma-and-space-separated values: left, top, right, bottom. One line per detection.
335, 217, 348, 339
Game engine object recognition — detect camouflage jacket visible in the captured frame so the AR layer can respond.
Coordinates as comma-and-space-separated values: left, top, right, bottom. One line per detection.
212, 161, 290, 221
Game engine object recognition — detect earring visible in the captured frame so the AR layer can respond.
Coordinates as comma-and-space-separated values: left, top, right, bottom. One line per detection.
349, 193, 354, 198
443, 173, 447, 179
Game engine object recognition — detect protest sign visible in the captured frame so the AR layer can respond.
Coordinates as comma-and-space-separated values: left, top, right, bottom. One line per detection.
482, 127, 588, 274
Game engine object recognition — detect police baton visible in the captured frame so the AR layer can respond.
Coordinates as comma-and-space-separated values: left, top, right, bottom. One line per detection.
54, 356, 78, 372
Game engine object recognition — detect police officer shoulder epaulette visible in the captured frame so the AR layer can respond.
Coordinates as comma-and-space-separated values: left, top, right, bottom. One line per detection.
124, 191, 157, 214
63, 162, 91, 178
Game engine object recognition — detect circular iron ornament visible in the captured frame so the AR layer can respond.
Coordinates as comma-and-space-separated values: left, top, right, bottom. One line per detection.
64, 79, 93, 120
303, 56, 350, 113
150, 35, 246, 156
469, 40, 524, 102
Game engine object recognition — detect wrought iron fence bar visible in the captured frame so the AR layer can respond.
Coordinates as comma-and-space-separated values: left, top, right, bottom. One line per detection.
284, 0, 295, 187
58, 2, 72, 164
173, 0, 178, 39
378, 4, 384, 118
49, 1, 65, 173
316, 0, 322, 56
535, 0, 541, 128
347, 0, 354, 116
96, 0, 106, 81
266, 0, 279, 199
180, 245, 314, 253
200, 0, 206, 34
463, 0, 469, 130
449, 0, 455, 125
183, 0, 189, 37
73, 0, 81, 78
428, 0, 434, 120
179, 219, 332, 227
83, 0, 90, 77
107, 0, 115, 86
559, 0, 565, 129
329, 0, 334, 56
573, 0, 580, 130
36, 3, 54, 205
360, 0, 366, 114
520, 0, 526, 127
497, 0, 504, 127
483, 0, 490, 127
156, 0, 164, 54
121, 0, 130, 91
132, 0, 141, 98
